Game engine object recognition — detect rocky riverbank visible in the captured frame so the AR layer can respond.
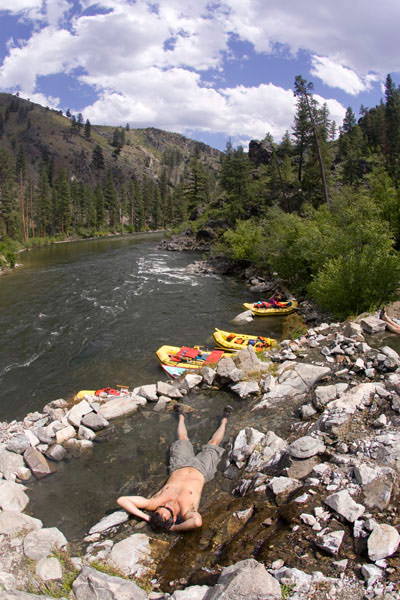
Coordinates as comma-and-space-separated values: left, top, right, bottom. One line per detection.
0, 311, 399, 599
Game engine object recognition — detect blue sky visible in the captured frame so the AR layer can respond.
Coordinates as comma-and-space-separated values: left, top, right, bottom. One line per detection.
0, 0, 399, 150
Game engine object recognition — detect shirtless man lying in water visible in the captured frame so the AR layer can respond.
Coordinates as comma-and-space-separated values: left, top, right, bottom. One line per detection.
117, 404, 233, 533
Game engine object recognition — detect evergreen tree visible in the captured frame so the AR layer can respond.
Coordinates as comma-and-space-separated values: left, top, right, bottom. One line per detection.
103, 170, 119, 228
294, 75, 330, 206
220, 145, 252, 225
91, 144, 105, 169
77, 113, 84, 131
84, 119, 91, 140
36, 163, 52, 236
0, 149, 19, 238
135, 183, 145, 231
54, 169, 72, 235
384, 73, 400, 180
94, 184, 105, 229
342, 107, 356, 133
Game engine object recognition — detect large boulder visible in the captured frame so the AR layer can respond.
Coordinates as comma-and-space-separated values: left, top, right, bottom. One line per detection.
110, 533, 152, 577
0, 449, 25, 479
72, 566, 147, 600
23, 527, 68, 560
367, 523, 400, 561
206, 558, 282, 599
0, 481, 29, 512
98, 394, 146, 420
0, 511, 42, 535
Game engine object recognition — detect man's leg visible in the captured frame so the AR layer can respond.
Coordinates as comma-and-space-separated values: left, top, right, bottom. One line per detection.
174, 404, 189, 441
207, 405, 233, 446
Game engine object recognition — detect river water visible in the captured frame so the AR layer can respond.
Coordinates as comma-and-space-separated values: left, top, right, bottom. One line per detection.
1, 234, 289, 540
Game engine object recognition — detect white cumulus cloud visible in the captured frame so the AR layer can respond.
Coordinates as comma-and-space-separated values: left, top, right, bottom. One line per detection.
310, 56, 377, 95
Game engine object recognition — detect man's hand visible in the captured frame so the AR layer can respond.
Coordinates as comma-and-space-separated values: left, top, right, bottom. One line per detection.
170, 511, 202, 532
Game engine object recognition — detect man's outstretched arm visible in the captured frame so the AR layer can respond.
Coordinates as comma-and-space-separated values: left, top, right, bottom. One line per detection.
117, 495, 151, 523
170, 511, 202, 532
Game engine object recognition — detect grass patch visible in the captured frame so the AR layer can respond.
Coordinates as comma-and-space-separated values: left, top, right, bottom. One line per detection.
282, 313, 308, 340
26, 549, 80, 599
281, 583, 295, 598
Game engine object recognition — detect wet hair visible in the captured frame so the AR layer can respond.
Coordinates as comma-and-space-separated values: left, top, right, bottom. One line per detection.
149, 507, 174, 532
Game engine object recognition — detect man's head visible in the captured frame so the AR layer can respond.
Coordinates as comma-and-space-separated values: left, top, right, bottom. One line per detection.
149, 505, 175, 532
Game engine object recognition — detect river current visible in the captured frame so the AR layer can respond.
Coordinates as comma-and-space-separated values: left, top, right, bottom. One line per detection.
0, 234, 286, 540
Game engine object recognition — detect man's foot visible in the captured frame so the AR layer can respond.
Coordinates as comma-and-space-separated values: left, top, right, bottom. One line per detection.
223, 405, 233, 419
174, 403, 184, 416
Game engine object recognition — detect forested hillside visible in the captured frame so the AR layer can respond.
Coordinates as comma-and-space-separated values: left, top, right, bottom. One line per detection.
209, 75, 400, 318
1, 75, 400, 319
0, 92, 221, 251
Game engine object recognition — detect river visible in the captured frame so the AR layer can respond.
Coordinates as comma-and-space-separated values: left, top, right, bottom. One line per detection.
1, 234, 288, 540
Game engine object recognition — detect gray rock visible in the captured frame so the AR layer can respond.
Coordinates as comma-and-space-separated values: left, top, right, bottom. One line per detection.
361, 564, 383, 586
181, 373, 203, 390
380, 345, 400, 362
0, 510, 42, 535
88, 510, 129, 535
81, 412, 109, 431
67, 399, 93, 427
35, 556, 63, 581
299, 403, 317, 419
72, 566, 147, 600
0, 481, 29, 511
367, 523, 400, 561
230, 381, 260, 398
269, 477, 302, 505
0, 591, 56, 599
232, 310, 254, 324
156, 381, 182, 398
0, 449, 25, 480
289, 436, 325, 459
78, 424, 96, 441
6, 434, 31, 454
313, 383, 348, 409
315, 530, 345, 555
44, 444, 67, 462
110, 533, 151, 577
200, 366, 216, 385
171, 586, 209, 600
23, 527, 68, 560
324, 490, 365, 522
231, 428, 265, 468
0, 570, 16, 591
98, 394, 146, 419
23, 447, 54, 479
353, 464, 381, 486
216, 356, 243, 382
362, 474, 393, 510
360, 316, 387, 334
55, 425, 76, 444
137, 384, 158, 401
206, 558, 282, 599
33, 426, 54, 445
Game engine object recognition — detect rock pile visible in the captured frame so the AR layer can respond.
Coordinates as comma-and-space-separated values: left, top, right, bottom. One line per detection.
0, 312, 399, 598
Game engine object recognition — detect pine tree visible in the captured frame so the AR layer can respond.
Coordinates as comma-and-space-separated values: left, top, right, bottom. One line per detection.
94, 184, 105, 229
36, 163, 52, 236
84, 119, 91, 140
342, 107, 356, 133
294, 75, 330, 206
384, 73, 400, 180
54, 169, 72, 235
103, 170, 119, 228
92, 144, 105, 169
0, 149, 19, 238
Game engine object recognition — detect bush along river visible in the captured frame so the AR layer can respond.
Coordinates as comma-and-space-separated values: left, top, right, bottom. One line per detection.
0, 235, 399, 599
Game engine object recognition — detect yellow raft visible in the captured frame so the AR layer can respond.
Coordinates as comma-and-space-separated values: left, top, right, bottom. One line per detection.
213, 328, 277, 352
156, 345, 231, 370
243, 299, 298, 316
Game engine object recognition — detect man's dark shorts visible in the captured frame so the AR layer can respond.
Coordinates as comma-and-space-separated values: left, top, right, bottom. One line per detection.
169, 439, 225, 482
